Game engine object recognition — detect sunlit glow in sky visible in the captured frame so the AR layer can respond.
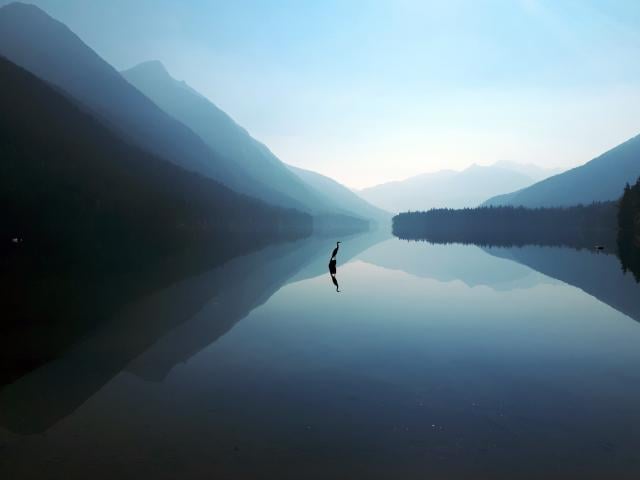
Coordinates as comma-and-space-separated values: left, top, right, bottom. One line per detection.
8, 0, 640, 188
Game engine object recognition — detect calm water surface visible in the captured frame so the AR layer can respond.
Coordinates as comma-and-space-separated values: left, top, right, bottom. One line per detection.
2, 232, 640, 479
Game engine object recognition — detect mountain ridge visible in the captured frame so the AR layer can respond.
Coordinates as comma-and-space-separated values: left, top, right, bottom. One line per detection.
0, 54, 311, 250
359, 162, 556, 213
483, 134, 640, 207
0, 2, 304, 210
123, 59, 386, 221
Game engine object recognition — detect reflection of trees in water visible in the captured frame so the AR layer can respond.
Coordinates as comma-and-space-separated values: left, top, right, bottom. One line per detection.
394, 229, 617, 250
393, 201, 640, 282
618, 236, 640, 282
395, 232, 640, 284
618, 178, 640, 282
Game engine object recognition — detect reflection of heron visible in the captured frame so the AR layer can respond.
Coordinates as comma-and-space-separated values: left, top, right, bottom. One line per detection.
328, 259, 340, 292
328, 242, 341, 292
331, 241, 341, 260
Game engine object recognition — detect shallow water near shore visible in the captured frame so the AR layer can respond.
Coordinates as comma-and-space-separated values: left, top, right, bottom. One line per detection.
2, 232, 640, 479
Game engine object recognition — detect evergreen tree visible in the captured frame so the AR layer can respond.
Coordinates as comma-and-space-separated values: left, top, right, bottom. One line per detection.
619, 183, 634, 233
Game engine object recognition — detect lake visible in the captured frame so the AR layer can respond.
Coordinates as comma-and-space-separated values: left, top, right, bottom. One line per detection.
2, 231, 640, 479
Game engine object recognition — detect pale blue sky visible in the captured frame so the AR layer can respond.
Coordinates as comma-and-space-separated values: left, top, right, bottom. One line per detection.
7, 0, 640, 187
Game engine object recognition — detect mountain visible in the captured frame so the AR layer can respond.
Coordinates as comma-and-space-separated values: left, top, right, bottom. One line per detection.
121, 61, 331, 210
484, 135, 640, 207
359, 163, 547, 213
122, 60, 386, 221
0, 2, 300, 208
0, 55, 311, 254
287, 164, 390, 222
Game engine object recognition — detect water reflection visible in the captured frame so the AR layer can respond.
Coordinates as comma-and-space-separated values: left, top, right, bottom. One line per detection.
360, 240, 555, 291
483, 245, 640, 324
386, 235, 640, 324
0, 230, 388, 434
328, 259, 339, 292
0, 232, 298, 387
2, 231, 640, 479
126, 231, 388, 384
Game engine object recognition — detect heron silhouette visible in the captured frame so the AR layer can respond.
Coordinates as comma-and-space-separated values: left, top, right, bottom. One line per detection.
328, 241, 342, 292
331, 241, 341, 260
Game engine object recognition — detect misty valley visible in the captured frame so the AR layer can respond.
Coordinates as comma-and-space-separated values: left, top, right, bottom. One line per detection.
2, 1, 640, 479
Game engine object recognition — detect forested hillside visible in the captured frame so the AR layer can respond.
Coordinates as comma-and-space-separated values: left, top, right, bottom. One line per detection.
0, 56, 311, 259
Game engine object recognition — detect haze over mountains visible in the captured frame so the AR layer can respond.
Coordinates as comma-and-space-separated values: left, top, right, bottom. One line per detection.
0, 3, 238, 190
484, 134, 640, 208
286, 165, 388, 222
359, 162, 558, 213
0, 2, 384, 228
121, 61, 328, 212
122, 60, 388, 222
1, 0, 638, 236
0, 54, 310, 251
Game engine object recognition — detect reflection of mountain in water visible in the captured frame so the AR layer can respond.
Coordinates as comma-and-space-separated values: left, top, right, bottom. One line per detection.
0, 236, 288, 434
0, 232, 386, 434
0, 233, 287, 387
287, 229, 391, 284
391, 223, 640, 322
484, 246, 640, 324
360, 239, 555, 291
127, 229, 388, 382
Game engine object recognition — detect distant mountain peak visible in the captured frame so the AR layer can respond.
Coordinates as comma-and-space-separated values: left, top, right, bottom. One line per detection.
127, 60, 171, 78
1, 2, 43, 14
359, 163, 542, 212
483, 134, 640, 208
122, 58, 384, 221
0, 2, 70, 34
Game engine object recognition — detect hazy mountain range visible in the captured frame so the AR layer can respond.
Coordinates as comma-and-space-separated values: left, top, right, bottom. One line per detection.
122, 60, 387, 221
484, 135, 640, 208
286, 164, 388, 221
1, 0, 638, 241
0, 3, 237, 189
359, 162, 559, 213
0, 2, 385, 231
0, 53, 311, 251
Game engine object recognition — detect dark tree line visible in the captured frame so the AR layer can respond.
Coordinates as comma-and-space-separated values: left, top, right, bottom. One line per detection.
619, 178, 640, 238
618, 178, 640, 281
393, 203, 617, 249
393, 181, 640, 281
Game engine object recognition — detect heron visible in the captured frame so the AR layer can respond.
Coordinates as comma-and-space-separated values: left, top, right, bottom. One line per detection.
331, 241, 341, 260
